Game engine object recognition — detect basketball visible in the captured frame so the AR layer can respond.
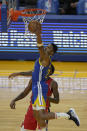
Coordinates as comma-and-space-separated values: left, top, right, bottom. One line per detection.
28, 20, 42, 34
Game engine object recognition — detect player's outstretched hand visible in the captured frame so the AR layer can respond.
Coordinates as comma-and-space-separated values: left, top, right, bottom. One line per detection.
8, 73, 18, 79
10, 100, 16, 109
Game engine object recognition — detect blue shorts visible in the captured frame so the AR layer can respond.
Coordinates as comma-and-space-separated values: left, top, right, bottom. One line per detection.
32, 81, 48, 109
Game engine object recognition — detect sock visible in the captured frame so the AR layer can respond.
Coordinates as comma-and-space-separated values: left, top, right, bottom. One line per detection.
55, 112, 70, 119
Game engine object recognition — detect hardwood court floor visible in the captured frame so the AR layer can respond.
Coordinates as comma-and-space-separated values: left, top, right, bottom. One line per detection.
0, 61, 87, 131
0, 88, 87, 131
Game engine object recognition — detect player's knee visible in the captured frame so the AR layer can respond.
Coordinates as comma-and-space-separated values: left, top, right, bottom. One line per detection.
39, 111, 45, 120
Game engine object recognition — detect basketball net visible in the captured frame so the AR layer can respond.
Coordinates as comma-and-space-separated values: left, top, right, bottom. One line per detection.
21, 9, 46, 41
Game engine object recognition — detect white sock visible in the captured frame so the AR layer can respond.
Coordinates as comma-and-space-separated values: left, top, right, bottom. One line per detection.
55, 112, 70, 119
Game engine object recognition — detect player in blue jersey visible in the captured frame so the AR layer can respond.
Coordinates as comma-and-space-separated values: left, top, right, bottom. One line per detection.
31, 22, 57, 107
28, 21, 80, 130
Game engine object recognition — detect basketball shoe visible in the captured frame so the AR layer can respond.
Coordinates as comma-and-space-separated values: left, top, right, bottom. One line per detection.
67, 108, 80, 126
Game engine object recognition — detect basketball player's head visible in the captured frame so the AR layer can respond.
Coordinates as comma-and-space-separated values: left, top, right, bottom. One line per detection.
46, 43, 57, 56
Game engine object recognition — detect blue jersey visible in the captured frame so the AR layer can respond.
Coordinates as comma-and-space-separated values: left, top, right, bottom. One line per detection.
32, 58, 51, 83
32, 58, 51, 108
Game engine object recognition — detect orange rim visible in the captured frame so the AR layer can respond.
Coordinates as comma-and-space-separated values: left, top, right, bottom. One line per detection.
17, 8, 47, 17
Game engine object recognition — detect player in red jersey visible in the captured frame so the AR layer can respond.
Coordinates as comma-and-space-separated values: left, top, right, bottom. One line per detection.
9, 64, 59, 131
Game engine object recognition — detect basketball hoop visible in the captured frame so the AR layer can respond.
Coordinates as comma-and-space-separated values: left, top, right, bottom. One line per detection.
10, 8, 47, 40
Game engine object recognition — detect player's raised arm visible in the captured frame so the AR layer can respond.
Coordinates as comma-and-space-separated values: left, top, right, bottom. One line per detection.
36, 33, 46, 60
28, 20, 46, 61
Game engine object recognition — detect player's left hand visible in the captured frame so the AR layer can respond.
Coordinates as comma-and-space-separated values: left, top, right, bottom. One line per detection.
10, 100, 16, 109
8, 73, 18, 79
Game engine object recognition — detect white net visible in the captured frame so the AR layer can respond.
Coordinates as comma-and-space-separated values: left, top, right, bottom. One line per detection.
7, 0, 17, 28
8, 0, 17, 10
22, 9, 46, 40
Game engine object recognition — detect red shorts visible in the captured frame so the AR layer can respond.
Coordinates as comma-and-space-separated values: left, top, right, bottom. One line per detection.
23, 102, 37, 130
22, 102, 49, 130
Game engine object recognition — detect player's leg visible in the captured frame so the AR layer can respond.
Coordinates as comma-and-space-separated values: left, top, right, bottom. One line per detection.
38, 109, 70, 121
33, 110, 47, 128
33, 108, 80, 127
33, 108, 68, 128
40, 108, 80, 126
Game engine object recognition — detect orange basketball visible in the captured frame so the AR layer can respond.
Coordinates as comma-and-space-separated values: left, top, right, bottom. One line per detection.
28, 20, 42, 34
